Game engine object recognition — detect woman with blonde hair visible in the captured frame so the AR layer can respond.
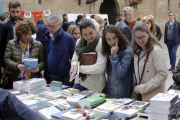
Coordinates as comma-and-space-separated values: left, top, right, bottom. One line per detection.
141, 16, 157, 36
67, 25, 81, 40
132, 22, 168, 102
94, 16, 104, 37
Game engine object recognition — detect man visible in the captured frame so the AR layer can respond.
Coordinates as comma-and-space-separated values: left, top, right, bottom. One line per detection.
0, 1, 22, 77
117, 7, 133, 43
62, 18, 69, 32
44, 13, 76, 87
149, 15, 162, 40
0, 88, 44, 120
164, 12, 180, 72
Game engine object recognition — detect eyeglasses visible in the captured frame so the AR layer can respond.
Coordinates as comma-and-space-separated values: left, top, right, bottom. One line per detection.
134, 36, 147, 41
125, 14, 134, 17
46, 24, 60, 29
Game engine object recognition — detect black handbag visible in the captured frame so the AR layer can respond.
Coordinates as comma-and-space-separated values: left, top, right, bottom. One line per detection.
172, 70, 180, 84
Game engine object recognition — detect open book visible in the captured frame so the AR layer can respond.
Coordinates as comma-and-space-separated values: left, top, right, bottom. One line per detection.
69, 62, 79, 82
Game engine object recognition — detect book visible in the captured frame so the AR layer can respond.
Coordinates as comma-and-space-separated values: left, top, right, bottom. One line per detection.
168, 89, 180, 98
93, 108, 111, 117
97, 115, 122, 120
7, 89, 27, 95
150, 93, 179, 108
22, 97, 48, 108
51, 111, 65, 120
38, 106, 62, 120
137, 112, 149, 117
24, 58, 38, 69
114, 98, 135, 105
47, 99, 72, 110
51, 81, 62, 91
149, 112, 173, 120
81, 96, 104, 108
82, 52, 97, 65
130, 117, 148, 120
69, 62, 79, 82
96, 101, 124, 112
113, 105, 139, 118
129, 101, 149, 110
61, 112, 83, 120
66, 97, 85, 108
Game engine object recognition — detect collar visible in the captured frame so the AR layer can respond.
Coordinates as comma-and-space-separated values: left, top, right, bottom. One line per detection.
170, 20, 175, 25
48, 28, 63, 41
123, 19, 130, 26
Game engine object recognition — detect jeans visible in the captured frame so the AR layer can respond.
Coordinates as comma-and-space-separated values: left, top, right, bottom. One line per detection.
167, 41, 179, 69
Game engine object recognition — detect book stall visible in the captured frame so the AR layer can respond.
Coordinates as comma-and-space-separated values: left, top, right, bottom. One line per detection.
8, 78, 180, 120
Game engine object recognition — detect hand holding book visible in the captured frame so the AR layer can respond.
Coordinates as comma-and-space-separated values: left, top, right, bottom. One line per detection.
17, 64, 28, 71
30, 67, 39, 73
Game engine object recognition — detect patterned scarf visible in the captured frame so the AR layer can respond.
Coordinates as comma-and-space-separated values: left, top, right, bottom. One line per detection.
19, 38, 33, 79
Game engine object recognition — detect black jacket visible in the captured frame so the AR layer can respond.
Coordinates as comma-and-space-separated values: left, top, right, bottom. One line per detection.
117, 20, 132, 43
155, 24, 162, 41
0, 17, 23, 67
0, 88, 44, 120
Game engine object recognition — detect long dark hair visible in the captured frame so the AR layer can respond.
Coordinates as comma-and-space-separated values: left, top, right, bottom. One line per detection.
131, 21, 162, 56
76, 15, 84, 24
101, 25, 130, 56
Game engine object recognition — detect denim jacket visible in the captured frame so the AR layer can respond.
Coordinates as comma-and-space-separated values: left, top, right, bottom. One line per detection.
107, 46, 134, 98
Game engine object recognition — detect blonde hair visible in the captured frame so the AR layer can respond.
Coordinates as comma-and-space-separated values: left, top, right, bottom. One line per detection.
89, 18, 100, 33
94, 16, 104, 32
67, 25, 81, 37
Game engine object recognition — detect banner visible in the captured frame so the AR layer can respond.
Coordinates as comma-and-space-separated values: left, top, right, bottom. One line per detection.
67, 14, 83, 22
32, 11, 43, 23
43, 10, 51, 17
24, 12, 32, 18
20, 11, 25, 19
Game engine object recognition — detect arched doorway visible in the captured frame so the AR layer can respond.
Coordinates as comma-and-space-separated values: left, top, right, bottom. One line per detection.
99, 0, 120, 25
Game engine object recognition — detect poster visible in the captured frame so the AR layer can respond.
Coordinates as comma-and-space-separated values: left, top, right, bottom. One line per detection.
24, 12, 31, 18
43, 10, 51, 17
86, 14, 109, 25
67, 14, 84, 22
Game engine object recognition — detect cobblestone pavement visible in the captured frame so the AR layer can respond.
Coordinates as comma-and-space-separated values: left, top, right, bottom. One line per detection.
159, 37, 180, 91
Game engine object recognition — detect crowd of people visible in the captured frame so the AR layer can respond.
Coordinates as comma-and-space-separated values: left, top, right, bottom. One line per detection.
0, 0, 180, 119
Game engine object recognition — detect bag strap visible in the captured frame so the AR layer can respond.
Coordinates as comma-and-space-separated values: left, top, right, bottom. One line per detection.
138, 53, 149, 85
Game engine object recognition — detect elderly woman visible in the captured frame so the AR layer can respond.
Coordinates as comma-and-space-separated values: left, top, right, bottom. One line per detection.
70, 19, 107, 92
4, 20, 45, 89
67, 25, 81, 40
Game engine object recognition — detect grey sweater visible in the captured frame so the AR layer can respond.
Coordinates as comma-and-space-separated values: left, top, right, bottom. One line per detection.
167, 23, 174, 41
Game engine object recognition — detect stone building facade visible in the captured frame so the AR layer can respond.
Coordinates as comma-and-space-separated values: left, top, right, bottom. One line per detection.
3, 0, 180, 35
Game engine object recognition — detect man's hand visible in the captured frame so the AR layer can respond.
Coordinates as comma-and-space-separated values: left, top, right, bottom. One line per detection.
17, 64, 28, 71
1, 67, 4, 76
111, 43, 119, 55
69, 65, 75, 76
30, 67, 39, 73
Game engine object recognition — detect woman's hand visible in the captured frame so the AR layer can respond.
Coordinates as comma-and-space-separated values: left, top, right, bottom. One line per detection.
134, 85, 140, 94
111, 43, 119, 55
69, 65, 75, 76
17, 64, 28, 71
30, 67, 39, 73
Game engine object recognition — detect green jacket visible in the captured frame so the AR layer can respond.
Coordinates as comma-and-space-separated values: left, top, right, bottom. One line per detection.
4, 39, 45, 78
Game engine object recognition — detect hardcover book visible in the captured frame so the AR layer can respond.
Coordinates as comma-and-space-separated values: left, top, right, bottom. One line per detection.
82, 52, 97, 65
81, 96, 104, 107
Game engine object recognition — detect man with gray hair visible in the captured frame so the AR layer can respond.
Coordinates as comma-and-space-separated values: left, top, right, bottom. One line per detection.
164, 12, 180, 73
149, 15, 162, 40
117, 7, 133, 42
44, 12, 76, 86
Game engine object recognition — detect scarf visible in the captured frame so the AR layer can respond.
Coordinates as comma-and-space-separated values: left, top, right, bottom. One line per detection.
19, 38, 33, 79
75, 32, 99, 81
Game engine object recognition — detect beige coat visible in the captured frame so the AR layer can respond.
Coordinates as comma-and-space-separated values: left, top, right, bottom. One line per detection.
134, 45, 168, 102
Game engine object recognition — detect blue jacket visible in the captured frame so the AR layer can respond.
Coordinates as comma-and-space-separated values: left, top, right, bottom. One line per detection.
0, 88, 43, 120
117, 20, 132, 43
164, 20, 180, 44
155, 24, 162, 40
36, 22, 48, 46
44, 28, 76, 86
107, 46, 134, 98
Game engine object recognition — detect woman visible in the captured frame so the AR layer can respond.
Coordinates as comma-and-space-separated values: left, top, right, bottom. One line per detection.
4, 20, 45, 89
36, 17, 48, 47
67, 25, 81, 40
132, 22, 168, 102
142, 16, 157, 36
76, 15, 84, 27
94, 16, 104, 37
70, 19, 107, 92
101, 25, 134, 98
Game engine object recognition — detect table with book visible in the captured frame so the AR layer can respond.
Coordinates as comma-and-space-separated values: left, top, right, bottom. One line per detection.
7, 78, 180, 120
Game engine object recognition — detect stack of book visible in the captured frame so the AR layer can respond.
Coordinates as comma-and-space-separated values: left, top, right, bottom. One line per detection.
93, 101, 123, 117
81, 96, 105, 109
149, 93, 179, 120
114, 98, 135, 105
61, 88, 80, 98
51, 81, 62, 91
38, 106, 62, 120
45, 90, 62, 100
38, 91, 54, 98
168, 89, 180, 98
129, 101, 149, 112
47, 99, 72, 110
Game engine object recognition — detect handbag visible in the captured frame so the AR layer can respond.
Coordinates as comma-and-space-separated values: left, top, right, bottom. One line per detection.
131, 53, 149, 101
172, 70, 180, 84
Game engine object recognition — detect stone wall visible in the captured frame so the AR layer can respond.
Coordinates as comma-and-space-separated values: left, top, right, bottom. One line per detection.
3, 0, 180, 35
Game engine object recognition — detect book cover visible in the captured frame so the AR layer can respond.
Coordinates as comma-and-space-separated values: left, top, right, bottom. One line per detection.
129, 101, 149, 109
82, 53, 97, 65
47, 99, 72, 110
81, 96, 104, 107
96, 101, 123, 112
51, 111, 65, 120
150, 93, 179, 108
69, 62, 79, 82
24, 58, 38, 69
168, 89, 180, 98
114, 98, 135, 105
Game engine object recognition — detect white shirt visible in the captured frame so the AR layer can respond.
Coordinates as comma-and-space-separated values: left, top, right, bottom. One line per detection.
170, 20, 175, 25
